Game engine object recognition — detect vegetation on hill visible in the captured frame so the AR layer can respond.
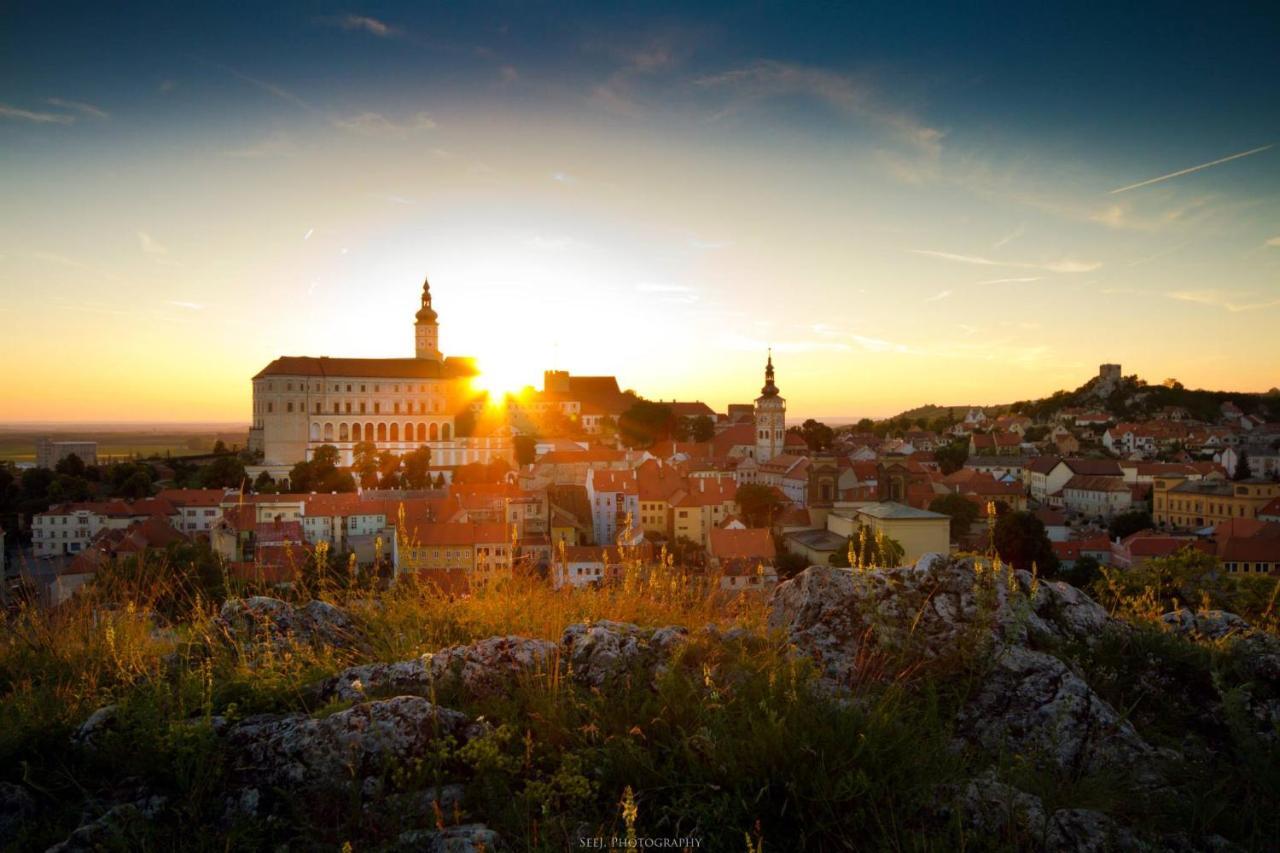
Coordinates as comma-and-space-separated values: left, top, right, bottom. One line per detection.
0, 545, 1278, 850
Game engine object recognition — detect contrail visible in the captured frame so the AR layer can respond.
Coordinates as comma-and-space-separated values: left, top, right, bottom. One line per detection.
1109, 144, 1273, 194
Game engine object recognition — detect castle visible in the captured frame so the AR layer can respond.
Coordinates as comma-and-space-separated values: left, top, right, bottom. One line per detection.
247, 278, 512, 476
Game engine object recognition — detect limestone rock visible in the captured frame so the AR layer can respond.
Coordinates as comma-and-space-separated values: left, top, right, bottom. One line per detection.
71, 704, 119, 751
957, 646, 1159, 782
394, 823, 502, 852
0, 783, 36, 847
214, 596, 369, 657
560, 620, 688, 687
315, 636, 559, 704
1161, 609, 1252, 641
225, 696, 482, 814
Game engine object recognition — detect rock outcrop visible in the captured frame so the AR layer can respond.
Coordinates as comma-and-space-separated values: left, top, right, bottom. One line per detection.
215, 596, 370, 658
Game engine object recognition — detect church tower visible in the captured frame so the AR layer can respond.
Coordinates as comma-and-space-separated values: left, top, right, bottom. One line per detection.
414, 276, 441, 361
754, 350, 786, 463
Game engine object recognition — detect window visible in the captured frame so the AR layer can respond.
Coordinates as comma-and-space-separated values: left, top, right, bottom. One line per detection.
394, 402, 400, 414
360, 402, 367, 414
267, 402, 273, 413
346, 384, 352, 392
333, 403, 340, 414
286, 402, 294, 412
374, 385, 380, 392
345, 403, 352, 413
374, 403, 380, 414
314, 403, 321, 414
360, 384, 366, 392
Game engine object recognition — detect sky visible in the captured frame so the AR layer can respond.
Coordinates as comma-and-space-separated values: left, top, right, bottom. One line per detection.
2, 1, 1279, 422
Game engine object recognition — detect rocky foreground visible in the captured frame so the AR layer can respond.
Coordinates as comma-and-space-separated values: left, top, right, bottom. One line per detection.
23, 556, 1280, 851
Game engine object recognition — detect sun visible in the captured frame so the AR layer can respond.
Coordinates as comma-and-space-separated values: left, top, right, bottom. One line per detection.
471, 359, 534, 401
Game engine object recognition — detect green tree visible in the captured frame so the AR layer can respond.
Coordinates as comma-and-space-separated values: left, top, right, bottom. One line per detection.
253, 470, 276, 493
775, 551, 810, 580
200, 454, 246, 489
117, 470, 154, 500
993, 510, 1059, 573
212, 439, 229, 455
928, 493, 980, 541
54, 453, 86, 478
854, 417, 875, 433
513, 435, 538, 467
735, 483, 785, 527
352, 441, 380, 486
688, 414, 715, 443
934, 438, 969, 475
1056, 554, 1101, 589
795, 419, 834, 452
1233, 449, 1252, 481
618, 401, 676, 448
1107, 510, 1153, 541
402, 446, 434, 488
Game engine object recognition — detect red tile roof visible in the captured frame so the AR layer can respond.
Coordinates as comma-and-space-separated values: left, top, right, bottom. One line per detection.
708, 527, 774, 560
253, 355, 476, 380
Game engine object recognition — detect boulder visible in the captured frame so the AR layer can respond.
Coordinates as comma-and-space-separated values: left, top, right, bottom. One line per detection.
315, 636, 559, 704
71, 704, 119, 751
394, 823, 502, 852
214, 596, 369, 657
0, 783, 35, 847
1161, 609, 1252, 641
560, 620, 688, 687
768, 558, 1112, 687
957, 646, 1160, 783
225, 696, 483, 815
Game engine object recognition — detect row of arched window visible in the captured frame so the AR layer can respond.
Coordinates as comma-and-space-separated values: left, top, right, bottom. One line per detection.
308, 421, 452, 443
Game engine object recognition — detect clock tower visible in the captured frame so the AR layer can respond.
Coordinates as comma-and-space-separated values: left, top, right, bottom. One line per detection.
754, 350, 786, 463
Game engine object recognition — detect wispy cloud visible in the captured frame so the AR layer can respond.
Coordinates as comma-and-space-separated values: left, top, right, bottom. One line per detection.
1109, 144, 1273, 194
223, 131, 297, 158
924, 289, 952, 303
912, 249, 1100, 273
1166, 289, 1280, 313
332, 112, 436, 136
319, 14, 400, 38
46, 98, 108, 119
166, 300, 204, 310
697, 61, 943, 157
0, 103, 74, 124
137, 231, 168, 255
992, 224, 1024, 249
205, 60, 318, 114
551, 171, 576, 184
1090, 197, 1213, 231
979, 276, 1041, 285
1265, 236, 1280, 248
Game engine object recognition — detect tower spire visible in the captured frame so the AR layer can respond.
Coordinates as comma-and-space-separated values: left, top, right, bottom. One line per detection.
414, 273, 441, 360
760, 348, 779, 397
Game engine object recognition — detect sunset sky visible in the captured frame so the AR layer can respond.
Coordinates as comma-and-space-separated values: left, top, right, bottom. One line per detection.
3, 2, 1279, 422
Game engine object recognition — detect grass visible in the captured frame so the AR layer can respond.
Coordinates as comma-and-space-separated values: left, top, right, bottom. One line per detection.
1, 552, 1278, 851
0, 428, 246, 463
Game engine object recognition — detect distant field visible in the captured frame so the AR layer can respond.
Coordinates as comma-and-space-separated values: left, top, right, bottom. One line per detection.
0, 428, 249, 464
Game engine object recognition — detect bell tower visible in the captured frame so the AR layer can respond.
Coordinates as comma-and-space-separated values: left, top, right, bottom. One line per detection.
414, 276, 441, 361
754, 350, 786, 463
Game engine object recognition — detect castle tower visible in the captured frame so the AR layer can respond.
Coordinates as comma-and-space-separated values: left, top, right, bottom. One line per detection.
754, 350, 786, 463
414, 276, 441, 361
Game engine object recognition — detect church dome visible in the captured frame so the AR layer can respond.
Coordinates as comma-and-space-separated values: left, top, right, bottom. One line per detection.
415, 276, 438, 323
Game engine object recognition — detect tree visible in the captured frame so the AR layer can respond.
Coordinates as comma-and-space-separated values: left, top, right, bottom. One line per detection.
290, 444, 354, 493
1233, 449, 1252, 481
453, 459, 512, 485
775, 551, 810, 580
117, 470, 153, 500
352, 441, 380, 486
688, 415, 715, 443
1056, 554, 1101, 589
454, 409, 476, 438
200, 455, 246, 489
735, 483, 785, 527
796, 419, 834, 452
513, 435, 538, 467
993, 510, 1059, 573
935, 439, 969, 475
253, 470, 276, 493
402, 446, 434, 488
1107, 510, 1153, 541
212, 439, 229, 455
618, 401, 676, 448
54, 453, 86, 478
377, 450, 401, 488
929, 493, 980, 541
854, 418, 875, 433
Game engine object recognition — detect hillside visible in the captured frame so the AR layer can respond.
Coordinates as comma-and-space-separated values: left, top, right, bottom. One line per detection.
2, 553, 1278, 851
889, 370, 1280, 426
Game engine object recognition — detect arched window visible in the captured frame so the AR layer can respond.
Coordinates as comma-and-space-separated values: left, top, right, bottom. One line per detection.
366, 422, 374, 441
390, 423, 399, 441
324, 422, 334, 441
429, 423, 439, 441
377, 423, 387, 441
310, 423, 320, 441
417, 423, 426, 442
404, 423, 413, 441
339, 423, 349, 441
352, 423, 362, 441
442, 423, 451, 441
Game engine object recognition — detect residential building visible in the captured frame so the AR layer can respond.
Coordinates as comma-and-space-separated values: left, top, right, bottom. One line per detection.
35, 439, 98, 469
1153, 477, 1280, 530
827, 502, 950, 564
